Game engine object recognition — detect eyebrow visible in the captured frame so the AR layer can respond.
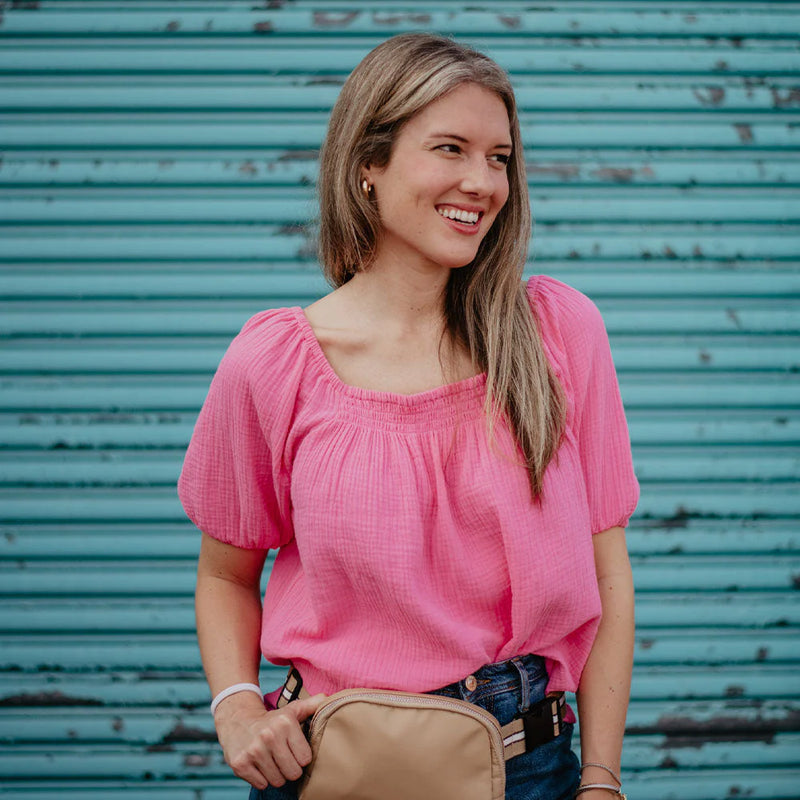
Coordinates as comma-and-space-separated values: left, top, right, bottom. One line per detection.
429, 132, 512, 149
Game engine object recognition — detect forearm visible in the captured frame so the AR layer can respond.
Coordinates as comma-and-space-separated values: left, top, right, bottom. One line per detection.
576, 527, 635, 789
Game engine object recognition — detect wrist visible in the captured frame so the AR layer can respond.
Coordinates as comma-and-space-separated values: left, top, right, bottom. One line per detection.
580, 763, 621, 785
211, 686, 265, 721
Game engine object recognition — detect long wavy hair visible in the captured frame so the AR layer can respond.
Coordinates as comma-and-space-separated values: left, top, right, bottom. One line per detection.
317, 33, 565, 499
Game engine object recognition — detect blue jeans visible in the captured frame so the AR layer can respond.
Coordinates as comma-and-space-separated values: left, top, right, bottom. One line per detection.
249, 654, 580, 800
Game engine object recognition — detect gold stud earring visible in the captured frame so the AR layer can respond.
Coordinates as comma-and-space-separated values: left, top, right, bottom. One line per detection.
361, 178, 372, 199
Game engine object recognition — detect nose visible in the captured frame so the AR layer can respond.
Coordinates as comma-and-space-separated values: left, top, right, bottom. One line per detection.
459, 155, 494, 197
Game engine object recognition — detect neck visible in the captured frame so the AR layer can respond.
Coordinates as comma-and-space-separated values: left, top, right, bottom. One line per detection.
345, 260, 451, 333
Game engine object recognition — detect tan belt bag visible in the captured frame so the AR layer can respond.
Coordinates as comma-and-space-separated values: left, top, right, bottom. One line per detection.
277, 668, 566, 800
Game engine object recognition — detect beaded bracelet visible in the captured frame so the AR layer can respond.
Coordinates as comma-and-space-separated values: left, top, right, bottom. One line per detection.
210, 682, 263, 715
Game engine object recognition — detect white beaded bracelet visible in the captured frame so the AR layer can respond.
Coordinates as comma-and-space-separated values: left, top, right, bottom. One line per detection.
210, 682, 263, 715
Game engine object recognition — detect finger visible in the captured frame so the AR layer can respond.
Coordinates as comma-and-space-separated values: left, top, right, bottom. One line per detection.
291, 692, 327, 722
227, 757, 273, 791
229, 732, 290, 788
252, 752, 289, 788
286, 716, 313, 767
269, 737, 306, 783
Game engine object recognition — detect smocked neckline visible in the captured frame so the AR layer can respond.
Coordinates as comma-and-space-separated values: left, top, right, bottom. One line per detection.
290, 306, 487, 407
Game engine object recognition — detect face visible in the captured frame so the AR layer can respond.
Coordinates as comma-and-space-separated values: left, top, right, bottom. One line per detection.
363, 82, 512, 275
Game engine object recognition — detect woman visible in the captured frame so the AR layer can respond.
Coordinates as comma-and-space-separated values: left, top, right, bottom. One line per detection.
179, 33, 638, 800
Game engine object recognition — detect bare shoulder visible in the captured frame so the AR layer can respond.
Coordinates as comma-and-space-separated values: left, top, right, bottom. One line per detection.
303, 284, 369, 355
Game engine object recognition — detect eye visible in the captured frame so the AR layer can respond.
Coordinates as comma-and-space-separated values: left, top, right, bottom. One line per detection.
489, 153, 511, 166
435, 143, 462, 155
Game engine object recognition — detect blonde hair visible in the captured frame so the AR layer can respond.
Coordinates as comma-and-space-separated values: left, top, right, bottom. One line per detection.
317, 33, 565, 499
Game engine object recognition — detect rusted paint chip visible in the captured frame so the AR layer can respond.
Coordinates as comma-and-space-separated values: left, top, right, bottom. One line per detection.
313, 11, 359, 29
0, 690, 102, 707
163, 722, 217, 743
527, 163, 580, 181
278, 149, 319, 161
591, 167, 635, 183
771, 88, 800, 109
694, 87, 726, 107
373, 13, 431, 25
725, 308, 743, 330
184, 753, 211, 767
253, 20, 274, 34
498, 15, 522, 30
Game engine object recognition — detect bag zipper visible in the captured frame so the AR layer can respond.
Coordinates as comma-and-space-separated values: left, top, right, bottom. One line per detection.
308, 689, 505, 756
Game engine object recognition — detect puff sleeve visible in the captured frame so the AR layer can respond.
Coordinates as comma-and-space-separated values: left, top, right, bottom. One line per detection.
177, 312, 295, 550
531, 276, 639, 533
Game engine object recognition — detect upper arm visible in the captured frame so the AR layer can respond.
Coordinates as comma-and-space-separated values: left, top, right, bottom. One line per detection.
197, 531, 267, 589
592, 526, 633, 583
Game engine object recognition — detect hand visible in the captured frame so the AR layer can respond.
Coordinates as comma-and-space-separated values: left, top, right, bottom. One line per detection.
213, 691, 327, 789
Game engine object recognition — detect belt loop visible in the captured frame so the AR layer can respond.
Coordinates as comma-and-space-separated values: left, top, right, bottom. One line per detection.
510, 656, 531, 714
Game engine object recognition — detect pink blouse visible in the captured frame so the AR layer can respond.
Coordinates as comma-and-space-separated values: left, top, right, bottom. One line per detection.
178, 275, 639, 698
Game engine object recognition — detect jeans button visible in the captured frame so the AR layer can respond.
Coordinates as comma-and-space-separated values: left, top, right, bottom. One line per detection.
465, 675, 477, 692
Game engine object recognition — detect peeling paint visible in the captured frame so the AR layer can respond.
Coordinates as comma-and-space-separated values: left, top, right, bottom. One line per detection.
184, 753, 211, 767
372, 12, 431, 25
163, 722, 217, 743
591, 167, 635, 183
643, 707, 800, 745
527, 163, 580, 181
239, 160, 258, 176
771, 88, 800, 108
308, 76, 345, 86
0, 691, 102, 707
699, 349, 712, 364
498, 15, 522, 30
278, 149, 319, 161
714, 60, 729, 72
663, 246, 677, 259
654, 506, 691, 529
313, 11, 359, 29
253, 20, 274, 34
725, 686, 746, 698
694, 87, 726, 107
725, 308, 743, 330
733, 123, 754, 144
166, 20, 180, 32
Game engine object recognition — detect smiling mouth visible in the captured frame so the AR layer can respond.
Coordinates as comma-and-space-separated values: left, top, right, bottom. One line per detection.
436, 207, 482, 226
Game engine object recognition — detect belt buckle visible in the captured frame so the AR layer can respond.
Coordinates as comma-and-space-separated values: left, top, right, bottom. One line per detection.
520, 692, 565, 750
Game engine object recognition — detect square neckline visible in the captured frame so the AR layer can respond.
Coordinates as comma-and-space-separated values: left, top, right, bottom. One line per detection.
292, 306, 487, 403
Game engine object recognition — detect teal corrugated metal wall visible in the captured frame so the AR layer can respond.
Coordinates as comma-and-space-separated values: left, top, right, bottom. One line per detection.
1, 1, 798, 797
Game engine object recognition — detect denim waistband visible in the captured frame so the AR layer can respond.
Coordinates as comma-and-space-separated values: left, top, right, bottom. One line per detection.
427, 653, 547, 715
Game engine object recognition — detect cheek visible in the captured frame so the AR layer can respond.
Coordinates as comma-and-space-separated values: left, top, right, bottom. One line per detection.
495, 173, 511, 207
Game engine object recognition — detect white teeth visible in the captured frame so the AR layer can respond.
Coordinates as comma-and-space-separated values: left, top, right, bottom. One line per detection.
437, 207, 480, 225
